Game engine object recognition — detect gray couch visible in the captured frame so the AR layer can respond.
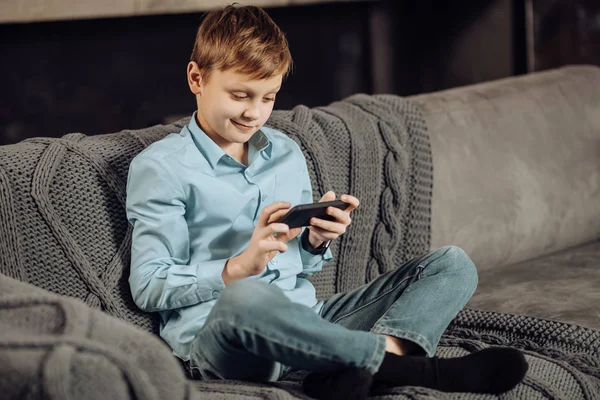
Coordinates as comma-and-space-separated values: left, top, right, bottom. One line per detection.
411, 65, 600, 331
0, 65, 599, 399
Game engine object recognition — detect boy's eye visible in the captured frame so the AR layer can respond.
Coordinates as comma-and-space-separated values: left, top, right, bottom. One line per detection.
231, 94, 248, 101
264, 97, 275, 103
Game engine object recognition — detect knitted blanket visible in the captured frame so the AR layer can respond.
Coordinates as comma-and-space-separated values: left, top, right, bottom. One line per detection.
1, 93, 599, 399
265, 93, 433, 297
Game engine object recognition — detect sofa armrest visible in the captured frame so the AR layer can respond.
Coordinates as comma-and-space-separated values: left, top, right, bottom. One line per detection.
0, 274, 199, 400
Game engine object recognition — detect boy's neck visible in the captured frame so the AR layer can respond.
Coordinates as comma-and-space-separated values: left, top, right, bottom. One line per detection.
226, 142, 249, 167
214, 139, 249, 167
234, 142, 249, 166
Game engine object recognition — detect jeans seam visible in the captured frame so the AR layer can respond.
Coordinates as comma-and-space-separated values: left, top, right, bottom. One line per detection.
330, 271, 420, 324
189, 344, 222, 379
330, 247, 453, 325
401, 265, 426, 295
368, 268, 420, 340
193, 317, 365, 370
365, 333, 387, 374
369, 247, 454, 331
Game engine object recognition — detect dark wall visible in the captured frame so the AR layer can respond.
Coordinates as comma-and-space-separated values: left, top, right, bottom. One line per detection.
533, 0, 600, 71
1, 0, 523, 145
372, 0, 514, 95
0, 2, 374, 145
1, 13, 197, 144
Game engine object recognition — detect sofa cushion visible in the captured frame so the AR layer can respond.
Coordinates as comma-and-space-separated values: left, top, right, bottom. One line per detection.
468, 238, 600, 331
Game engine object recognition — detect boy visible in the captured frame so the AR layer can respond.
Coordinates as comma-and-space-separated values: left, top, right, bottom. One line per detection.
126, 4, 528, 399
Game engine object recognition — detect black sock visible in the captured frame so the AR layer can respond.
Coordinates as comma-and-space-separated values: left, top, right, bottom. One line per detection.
303, 367, 373, 400
373, 346, 528, 394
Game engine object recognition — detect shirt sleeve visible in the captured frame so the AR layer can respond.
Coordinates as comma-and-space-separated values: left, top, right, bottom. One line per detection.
295, 152, 333, 275
126, 155, 226, 312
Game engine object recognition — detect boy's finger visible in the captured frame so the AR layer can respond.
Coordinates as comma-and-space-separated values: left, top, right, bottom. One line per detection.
308, 225, 336, 241
267, 208, 291, 224
268, 223, 290, 236
319, 191, 336, 202
340, 194, 360, 213
262, 240, 288, 253
326, 206, 351, 225
259, 202, 291, 227
277, 227, 302, 242
310, 217, 346, 235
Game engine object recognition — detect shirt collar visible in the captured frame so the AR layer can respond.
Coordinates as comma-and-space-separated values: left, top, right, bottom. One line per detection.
187, 112, 272, 170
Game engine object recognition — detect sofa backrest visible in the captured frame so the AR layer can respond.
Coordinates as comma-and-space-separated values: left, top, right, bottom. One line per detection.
410, 65, 600, 271
0, 128, 170, 334
0, 95, 432, 333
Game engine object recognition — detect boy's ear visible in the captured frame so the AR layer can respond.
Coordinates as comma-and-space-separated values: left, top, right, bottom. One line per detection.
187, 61, 203, 95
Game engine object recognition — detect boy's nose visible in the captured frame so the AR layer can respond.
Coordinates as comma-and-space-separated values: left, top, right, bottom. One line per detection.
242, 106, 261, 121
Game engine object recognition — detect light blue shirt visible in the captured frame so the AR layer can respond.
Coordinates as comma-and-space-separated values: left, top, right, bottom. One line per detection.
126, 113, 332, 361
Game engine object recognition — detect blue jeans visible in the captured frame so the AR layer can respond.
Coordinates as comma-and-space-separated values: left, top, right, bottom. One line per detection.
187, 245, 478, 382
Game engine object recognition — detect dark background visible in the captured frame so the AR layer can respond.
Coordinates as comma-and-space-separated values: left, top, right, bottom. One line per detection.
1, 0, 599, 145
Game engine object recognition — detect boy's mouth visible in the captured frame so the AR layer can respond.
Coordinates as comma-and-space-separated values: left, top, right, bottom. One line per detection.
231, 120, 255, 131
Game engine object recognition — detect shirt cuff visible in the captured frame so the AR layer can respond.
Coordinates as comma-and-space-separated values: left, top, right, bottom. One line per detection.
195, 259, 227, 302
300, 230, 333, 269
301, 229, 330, 254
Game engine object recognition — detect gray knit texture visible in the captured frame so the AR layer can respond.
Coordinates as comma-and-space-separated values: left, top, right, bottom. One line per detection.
265, 94, 434, 298
0, 94, 599, 399
0, 277, 201, 400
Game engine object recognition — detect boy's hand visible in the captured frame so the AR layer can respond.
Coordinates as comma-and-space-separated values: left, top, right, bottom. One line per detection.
230, 202, 302, 278
266, 205, 303, 242
307, 191, 359, 247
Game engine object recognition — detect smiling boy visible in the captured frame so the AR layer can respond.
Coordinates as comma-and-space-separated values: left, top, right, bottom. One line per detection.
125, 4, 528, 399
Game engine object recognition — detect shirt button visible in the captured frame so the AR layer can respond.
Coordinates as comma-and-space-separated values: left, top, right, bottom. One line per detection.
212, 290, 220, 298
271, 258, 278, 266
262, 194, 267, 201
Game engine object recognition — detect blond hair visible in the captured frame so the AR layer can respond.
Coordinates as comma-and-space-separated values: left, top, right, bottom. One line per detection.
191, 4, 293, 81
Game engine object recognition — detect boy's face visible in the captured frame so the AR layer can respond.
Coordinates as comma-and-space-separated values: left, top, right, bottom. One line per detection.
188, 65, 282, 149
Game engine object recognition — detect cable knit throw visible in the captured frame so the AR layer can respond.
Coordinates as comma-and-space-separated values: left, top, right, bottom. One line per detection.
265, 94, 433, 297
1, 94, 599, 399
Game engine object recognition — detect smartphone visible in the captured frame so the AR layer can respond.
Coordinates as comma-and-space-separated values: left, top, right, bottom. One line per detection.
277, 200, 350, 229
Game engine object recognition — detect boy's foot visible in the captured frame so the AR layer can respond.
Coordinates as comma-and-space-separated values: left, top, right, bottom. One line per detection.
374, 346, 529, 394
302, 367, 373, 400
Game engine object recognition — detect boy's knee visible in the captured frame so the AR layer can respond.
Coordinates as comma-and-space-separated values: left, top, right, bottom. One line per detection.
440, 246, 478, 293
